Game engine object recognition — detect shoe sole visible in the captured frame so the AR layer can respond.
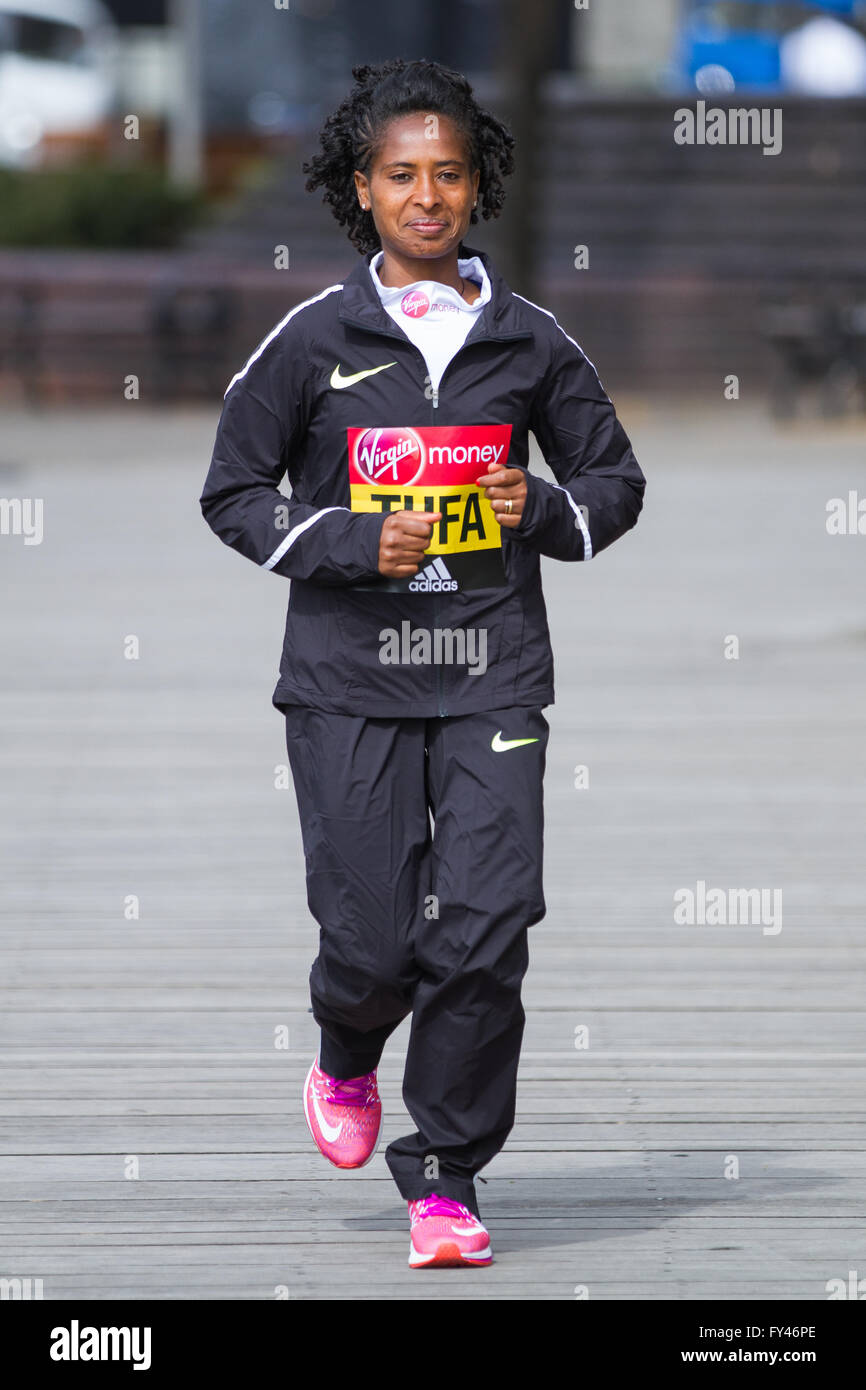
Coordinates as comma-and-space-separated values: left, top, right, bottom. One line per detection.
302, 1057, 383, 1170
409, 1239, 493, 1268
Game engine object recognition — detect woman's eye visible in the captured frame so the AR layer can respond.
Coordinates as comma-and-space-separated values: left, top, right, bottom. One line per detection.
387, 171, 462, 182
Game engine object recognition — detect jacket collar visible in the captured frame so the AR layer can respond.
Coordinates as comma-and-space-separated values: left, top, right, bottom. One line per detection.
337, 243, 534, 343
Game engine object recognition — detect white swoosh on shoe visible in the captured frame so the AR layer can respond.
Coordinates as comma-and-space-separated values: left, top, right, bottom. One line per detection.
311, 1086, 343, 1142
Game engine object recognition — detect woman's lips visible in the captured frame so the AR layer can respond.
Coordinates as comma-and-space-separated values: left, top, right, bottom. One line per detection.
407, 220, 447, 231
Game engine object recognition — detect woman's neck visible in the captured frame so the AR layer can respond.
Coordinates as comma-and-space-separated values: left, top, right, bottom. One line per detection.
376, 248, 479, 304
377, 249, 462, 292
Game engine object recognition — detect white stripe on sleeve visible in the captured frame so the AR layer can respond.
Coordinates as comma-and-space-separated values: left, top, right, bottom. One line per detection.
224, 284, 343, 398
262, 506, 349, 571
511, 291, 603, 383
549, 482, 593, 560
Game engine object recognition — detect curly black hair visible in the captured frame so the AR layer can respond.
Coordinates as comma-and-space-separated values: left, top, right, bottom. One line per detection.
302, 57, 515, 256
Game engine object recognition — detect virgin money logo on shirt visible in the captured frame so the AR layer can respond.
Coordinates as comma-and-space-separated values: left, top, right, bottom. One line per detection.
401, 290, 430, 317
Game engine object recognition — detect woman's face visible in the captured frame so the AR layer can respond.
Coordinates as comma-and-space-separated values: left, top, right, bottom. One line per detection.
354, 112, 480, 263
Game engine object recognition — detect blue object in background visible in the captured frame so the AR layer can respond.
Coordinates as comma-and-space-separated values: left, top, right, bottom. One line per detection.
677, 1, 866, 89
683, 0, 860, 13
687, 31, 782, 88
794, 0, 859, 11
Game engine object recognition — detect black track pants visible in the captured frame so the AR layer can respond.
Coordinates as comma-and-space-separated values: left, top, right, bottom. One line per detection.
283, 703, 548, 1217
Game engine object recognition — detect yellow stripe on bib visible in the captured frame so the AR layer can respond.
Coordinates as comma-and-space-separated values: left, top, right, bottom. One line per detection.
349, 483, 501, 554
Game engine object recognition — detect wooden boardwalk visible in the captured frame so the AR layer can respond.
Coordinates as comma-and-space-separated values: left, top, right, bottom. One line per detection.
0, 399, 864, 1300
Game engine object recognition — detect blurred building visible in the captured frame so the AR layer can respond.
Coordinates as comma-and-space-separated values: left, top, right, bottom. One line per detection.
1, 0, 865, 406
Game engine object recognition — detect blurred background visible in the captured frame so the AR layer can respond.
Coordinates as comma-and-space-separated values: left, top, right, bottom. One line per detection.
0, 0, 864, 406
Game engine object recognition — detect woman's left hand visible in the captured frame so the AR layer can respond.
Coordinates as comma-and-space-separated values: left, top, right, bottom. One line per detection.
475, 467, 527, 529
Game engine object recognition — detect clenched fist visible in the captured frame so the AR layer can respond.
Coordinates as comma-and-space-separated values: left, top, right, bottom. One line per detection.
378, 510, 442, 578
476, 467, 527, 528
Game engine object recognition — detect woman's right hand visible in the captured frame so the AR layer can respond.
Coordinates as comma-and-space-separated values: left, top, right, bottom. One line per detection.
378, 510, 442, 578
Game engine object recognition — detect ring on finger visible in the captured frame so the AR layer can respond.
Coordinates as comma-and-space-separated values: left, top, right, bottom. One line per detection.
505, 498, 513, 515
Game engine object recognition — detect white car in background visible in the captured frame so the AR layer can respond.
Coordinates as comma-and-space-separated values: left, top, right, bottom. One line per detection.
0, 0, 118, 167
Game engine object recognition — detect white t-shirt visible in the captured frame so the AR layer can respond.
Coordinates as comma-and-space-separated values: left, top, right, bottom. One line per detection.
368, 249, 491, 394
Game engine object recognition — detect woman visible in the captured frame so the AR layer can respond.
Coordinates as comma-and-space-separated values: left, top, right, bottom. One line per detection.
200, 58, 646, 1269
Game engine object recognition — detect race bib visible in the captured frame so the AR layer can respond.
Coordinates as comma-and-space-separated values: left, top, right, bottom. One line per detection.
347, 424, 512, 591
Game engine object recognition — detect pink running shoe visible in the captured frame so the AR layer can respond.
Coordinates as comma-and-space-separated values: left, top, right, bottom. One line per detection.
408, 1194, 492, 1268
303, 1056, 382, 1169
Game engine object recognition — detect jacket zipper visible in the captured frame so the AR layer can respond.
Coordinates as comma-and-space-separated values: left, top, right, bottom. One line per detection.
430, 374, 445, 715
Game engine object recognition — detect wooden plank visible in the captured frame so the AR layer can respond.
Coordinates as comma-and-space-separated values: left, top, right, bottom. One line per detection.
0, 403, 864, 1298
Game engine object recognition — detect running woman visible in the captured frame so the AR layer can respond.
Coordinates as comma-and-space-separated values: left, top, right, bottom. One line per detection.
200, 58, 646, 1269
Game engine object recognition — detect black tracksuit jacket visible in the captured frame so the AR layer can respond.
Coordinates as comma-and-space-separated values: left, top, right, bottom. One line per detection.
199, 244, 646, 718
